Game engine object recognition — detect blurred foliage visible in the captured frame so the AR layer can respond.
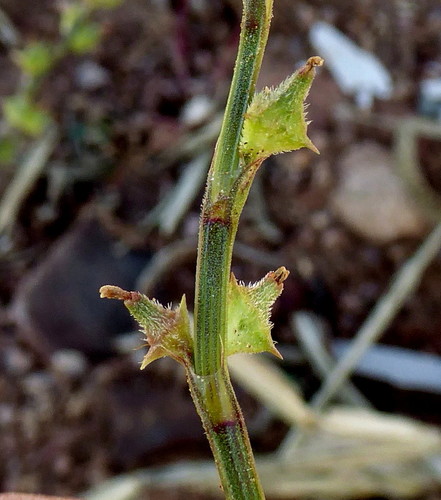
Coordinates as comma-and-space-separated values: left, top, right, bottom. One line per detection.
3, 95, 50, 136
0, 137, 16, 164
84, 0, 124, 8
68, 22, 102, 53
13, 42, 54, 77
0, 0, 124, 164
59, 3, 89, 35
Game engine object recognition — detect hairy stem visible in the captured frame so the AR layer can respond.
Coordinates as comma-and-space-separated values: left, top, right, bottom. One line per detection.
194, 0, 273, 376
192, 0, 273, 498
187, 367, 265, 499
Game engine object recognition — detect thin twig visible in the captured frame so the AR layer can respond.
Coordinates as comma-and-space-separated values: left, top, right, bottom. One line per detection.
280, 222, 441, 457
228, 354, 316, 429
0, 126, 58, 235
244, 170, 282, 243
157, 114, 222, 166
0, 6, 20, 47
280, 113, 441, 457
83, 409, 441, 500
141, 152, 211, 237
293, 311, 371, 407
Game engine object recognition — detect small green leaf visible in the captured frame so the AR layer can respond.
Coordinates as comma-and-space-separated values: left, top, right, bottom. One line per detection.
226, 267, 289, 358
68, 22, 102, 53
100, 286, 193, 368
14, 42, 54, 77
240, 56, 323, 163
83, 0, 124, 9
0, 137, 16, 164
60, 3, 87, 36
3, 95, 50, 136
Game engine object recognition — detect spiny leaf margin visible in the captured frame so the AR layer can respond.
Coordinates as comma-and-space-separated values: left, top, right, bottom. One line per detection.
226, 266, 289, 358
240, 56, 323, 163
99, 285, 192, 368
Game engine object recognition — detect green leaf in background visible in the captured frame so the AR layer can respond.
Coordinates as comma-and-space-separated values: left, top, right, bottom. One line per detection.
60, 3, 87, 36
0, 137, 17, 164
67, 22, 102, 53
240, 56, 323, 163
3, 95, 50, 136
83, 0, 124, 9
226, 267, 289, 358
100, 286, 193, 368
14, 42, 54, 77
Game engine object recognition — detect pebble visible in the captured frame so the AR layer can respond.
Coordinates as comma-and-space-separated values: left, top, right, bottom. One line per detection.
12, 215, 151, 357
75, 60, 110, 91
50, 349, 88, 379
3, 346, 33, 376
21, 372, 55, 418
0, 404, 14, 426
112, 333, 146, 366
332, 142, 428, 243
112, 332, 142, 354
21, 372, 53, 396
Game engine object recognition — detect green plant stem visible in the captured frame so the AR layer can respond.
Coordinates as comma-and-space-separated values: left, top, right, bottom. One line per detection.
191, 1, 273, 498
194, 0, 273, 376
207, 0, 272, 201
187, 367, 265, 499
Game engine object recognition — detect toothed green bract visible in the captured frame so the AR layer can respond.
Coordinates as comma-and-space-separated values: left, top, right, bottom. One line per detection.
240, 56, 323, 163
99, 286, 192, 368
226, 267, 289, 357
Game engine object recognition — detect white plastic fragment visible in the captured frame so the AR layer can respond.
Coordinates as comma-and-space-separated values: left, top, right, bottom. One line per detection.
309, 21, 393, 109
420, 78, 441, 103
332, 339, 441, 394
419, 78, 441, 120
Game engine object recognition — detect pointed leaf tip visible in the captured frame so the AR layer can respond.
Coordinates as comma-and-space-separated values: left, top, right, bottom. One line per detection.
270, 266, 290, 285
99, 285, 140, 302
300, 56, 324, 74
127, 293, 193, 369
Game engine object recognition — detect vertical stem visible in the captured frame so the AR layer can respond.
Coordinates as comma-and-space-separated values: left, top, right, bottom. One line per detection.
194, 0, 273, 376
207, 0, 272, 201
195, 219, 232, 373
191, 1, 273, 498
187, 367, 265, 499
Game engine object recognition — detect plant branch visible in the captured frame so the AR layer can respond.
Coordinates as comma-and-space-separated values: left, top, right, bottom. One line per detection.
191, 1, 273, 498
194, 0, 273, 376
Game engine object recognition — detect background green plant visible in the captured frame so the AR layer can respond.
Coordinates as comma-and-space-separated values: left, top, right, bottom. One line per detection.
0, 0, 123, 164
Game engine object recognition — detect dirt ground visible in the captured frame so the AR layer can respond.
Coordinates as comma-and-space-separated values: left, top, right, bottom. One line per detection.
1, 0, 441, 498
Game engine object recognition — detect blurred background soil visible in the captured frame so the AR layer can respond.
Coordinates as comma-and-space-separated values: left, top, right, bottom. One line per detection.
0, 0, 441, 498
